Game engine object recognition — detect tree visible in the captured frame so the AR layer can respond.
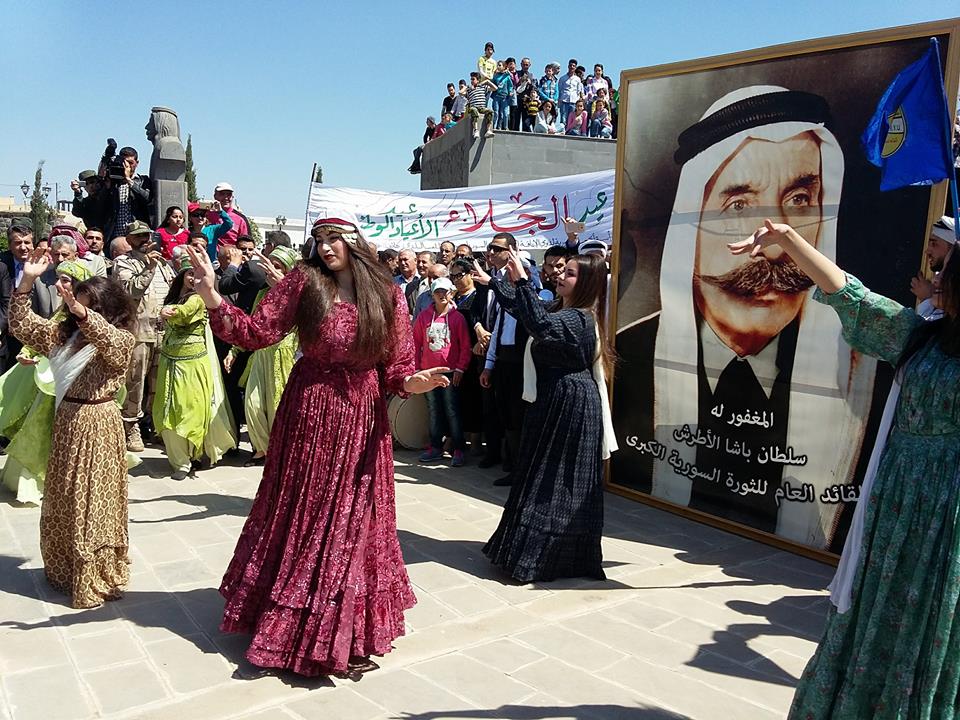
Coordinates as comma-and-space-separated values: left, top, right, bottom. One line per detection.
247, 216, 262, 246
185, 134, 198, 201
29, 161, 57, 237
314, 165, 323, 184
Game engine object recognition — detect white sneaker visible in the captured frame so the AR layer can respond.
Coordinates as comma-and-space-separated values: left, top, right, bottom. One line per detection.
484, 129, 494, 138
473, 129, 480, 139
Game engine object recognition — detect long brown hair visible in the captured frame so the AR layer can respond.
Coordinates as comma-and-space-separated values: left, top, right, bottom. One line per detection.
59, 277, 136, 344
295, 232, 397, 364
553, 253, 615, 376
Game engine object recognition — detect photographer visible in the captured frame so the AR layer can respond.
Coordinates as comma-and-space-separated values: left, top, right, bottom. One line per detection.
70, 170, 109, 231
99, 140, 151, 240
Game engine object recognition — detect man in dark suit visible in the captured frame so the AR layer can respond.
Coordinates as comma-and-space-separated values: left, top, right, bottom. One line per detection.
216, 234, 267, 430
1, 223, 58, 372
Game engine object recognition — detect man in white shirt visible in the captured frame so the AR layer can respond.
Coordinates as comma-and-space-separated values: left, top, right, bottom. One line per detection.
558, 59, 584, 131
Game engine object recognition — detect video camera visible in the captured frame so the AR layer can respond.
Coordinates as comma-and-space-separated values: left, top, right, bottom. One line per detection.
101, 138, 126, 182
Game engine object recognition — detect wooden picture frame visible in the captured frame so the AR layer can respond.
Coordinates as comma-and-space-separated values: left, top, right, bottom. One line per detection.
606, 18, 960, 564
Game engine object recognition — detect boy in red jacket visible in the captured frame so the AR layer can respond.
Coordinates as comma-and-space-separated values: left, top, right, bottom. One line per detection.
413, 277, 471, 466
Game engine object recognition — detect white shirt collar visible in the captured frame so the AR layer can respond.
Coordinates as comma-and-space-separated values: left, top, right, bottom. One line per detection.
699, 319, 780, 399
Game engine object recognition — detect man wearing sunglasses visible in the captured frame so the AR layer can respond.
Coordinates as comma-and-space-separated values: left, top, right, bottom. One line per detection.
479, 232, 527, 486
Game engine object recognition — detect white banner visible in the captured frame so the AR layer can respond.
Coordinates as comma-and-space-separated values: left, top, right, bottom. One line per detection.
304, 170, 614, 250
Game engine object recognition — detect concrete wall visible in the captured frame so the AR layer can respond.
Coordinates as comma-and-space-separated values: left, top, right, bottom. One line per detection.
421, 118, 616, 190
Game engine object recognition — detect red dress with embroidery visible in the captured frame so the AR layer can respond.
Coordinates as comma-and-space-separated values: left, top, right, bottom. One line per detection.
210, 268, 417, 676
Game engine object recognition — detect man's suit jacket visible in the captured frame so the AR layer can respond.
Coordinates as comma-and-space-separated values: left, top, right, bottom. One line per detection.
0, 251, 59, 370
217, 260, 268, 316
403, 276, 422, 318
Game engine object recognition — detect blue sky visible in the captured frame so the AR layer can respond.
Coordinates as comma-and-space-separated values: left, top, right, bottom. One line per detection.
0, 1, 956, 219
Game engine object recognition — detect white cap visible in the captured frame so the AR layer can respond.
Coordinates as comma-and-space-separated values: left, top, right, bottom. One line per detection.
431, 277, 455, 293
214, 182, 234, 193
577, 238, 608, 256
932, 215, 957, 245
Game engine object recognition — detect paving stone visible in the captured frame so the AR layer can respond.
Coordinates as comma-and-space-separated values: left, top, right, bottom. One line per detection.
516, 623, 628, 672
133, 531, 193, 565
404, 589, 462, 630
145, 633, 234, 693
351, 669, 476, 715
604, 656, 781, 720
153, 557, 221, 590
286, 686, 385, 720
84, 660, 169, 715
120, 597, 205, 643
67, 627, 144, 670
511, 657, 654, 713
410, 654, 534, 707
462, 638, 546, 674
3, 664, 94, 720
432, 584, 507, 616
0, 625, 70, 673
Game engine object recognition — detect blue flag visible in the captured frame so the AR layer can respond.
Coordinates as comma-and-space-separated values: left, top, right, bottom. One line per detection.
862, 38, 953, 191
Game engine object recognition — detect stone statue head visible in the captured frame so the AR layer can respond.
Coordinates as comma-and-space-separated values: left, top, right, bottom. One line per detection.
145, 106, 180, 143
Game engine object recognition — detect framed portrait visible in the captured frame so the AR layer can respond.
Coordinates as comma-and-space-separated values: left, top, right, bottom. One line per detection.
608, 19, 960, 561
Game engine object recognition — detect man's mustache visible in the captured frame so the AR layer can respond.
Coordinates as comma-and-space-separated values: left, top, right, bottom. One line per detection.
696, 256, 814, 296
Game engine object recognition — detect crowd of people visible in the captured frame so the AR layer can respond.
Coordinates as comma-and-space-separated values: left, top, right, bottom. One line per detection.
0, 185, 618, 678
6, 133, 960, 715
409, 42, 617, 173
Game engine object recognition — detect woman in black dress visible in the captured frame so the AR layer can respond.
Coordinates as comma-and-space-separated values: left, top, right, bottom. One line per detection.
479, 251, 615, 582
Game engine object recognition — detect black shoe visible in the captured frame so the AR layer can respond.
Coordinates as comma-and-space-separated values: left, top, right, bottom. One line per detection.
502, 458, 514, 473
493, 475, 514, 487
478, 455, 501, 469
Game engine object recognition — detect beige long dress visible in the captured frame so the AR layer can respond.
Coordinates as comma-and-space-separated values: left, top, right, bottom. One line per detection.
8, 293, 135, 608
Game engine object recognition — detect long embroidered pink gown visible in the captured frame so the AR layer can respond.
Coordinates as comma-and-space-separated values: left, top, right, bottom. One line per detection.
211, 269, 416, 676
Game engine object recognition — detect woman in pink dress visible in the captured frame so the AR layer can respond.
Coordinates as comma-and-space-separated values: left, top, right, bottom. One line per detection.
183, 215, 449, 679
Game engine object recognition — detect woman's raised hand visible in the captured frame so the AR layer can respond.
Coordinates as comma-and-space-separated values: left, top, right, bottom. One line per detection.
403, 367, 451, 394
471, 260, 491, 286
21, 247, 51, 281
55, 280, 87, 319
728, 219, 798, 257
184, 245, 222, 308
252, 249, 284, 287
505, 249, 528, 283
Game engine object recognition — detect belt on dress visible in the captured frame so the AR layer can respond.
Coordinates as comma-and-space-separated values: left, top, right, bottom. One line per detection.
63, 396, 115, 405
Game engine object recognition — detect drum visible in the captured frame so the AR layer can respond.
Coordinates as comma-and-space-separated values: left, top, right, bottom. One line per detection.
387, 394, 430, 450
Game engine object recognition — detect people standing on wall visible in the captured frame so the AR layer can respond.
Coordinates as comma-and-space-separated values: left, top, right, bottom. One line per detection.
558, 59, 584, 128
466, 72, 497, 139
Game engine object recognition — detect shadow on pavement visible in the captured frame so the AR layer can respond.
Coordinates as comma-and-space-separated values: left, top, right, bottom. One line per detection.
392, 704, 690, 719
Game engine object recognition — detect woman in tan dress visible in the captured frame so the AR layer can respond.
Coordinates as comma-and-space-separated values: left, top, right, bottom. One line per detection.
10, 249, 136, 608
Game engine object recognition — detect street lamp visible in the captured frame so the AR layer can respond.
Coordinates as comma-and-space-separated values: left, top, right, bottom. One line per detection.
41, 184, 51, 199
275, 215, 287, 228
20, 181, 29, 200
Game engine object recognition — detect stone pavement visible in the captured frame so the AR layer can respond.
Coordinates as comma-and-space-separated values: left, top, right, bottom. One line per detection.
0, 445, 834, 720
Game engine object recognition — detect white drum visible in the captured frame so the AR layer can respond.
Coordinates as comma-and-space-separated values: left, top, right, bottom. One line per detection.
387, 394, 430, 450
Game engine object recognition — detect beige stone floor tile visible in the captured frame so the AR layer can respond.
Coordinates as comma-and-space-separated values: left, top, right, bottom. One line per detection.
84, 659, 169, 715
349, 668, 476, 715
67, 627, 144, 670
285, 685, 386, 720
145, 632, 235, 693
410, 654, 534, 707
462, 638, 546, 674
3, 664, 94, 720
515, 623, 629, 672
0, 625, 70, 674
432, 584, 507, 616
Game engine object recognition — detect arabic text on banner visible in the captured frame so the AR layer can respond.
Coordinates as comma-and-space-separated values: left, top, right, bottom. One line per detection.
303, 170, 614, 249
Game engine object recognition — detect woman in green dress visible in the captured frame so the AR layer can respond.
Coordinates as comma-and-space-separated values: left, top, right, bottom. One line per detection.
153, 260, 236, 480
226, 246, 299, 467
731, 219, 960, 720
1, 260, 92, 504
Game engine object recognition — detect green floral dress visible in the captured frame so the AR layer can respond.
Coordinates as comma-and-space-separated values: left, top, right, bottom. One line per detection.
790, 276, 960, 719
